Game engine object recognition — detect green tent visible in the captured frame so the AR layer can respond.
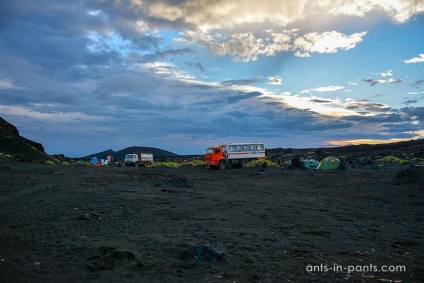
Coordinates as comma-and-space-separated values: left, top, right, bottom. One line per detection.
317, 156, 340, 170
301, 157, 319, 170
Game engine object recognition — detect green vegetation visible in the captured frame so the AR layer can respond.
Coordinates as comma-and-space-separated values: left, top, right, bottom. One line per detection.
150, 159, 205, 168
377, 155, 408, 164
412, 158, 424, 165
150, 162, 182, 168
185, 160, 205, 166
244, 160, 280, 168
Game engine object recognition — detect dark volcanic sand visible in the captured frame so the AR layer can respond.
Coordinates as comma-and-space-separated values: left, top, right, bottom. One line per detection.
0, 160, 423, 282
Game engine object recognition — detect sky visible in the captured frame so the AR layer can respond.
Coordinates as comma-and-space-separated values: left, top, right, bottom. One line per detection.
0, 0, 423, 157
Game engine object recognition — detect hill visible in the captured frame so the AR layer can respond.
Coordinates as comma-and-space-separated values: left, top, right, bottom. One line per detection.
0, 117, 51, 162
83, 146, 178, 160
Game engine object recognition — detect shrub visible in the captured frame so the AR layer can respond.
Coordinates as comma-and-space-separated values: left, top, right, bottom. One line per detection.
185, 160, 205, 166
377, 155, 408, 164
244, 159, 280, 168
150, 162, 181, 168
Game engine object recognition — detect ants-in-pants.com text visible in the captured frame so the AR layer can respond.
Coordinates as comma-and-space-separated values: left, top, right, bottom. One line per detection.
306, 263, 406, 274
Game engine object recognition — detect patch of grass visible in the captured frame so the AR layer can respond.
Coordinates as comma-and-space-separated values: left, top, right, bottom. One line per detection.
45, 160, 56, 165
377, 155, 408, 164
244, 160, 280, 168
150, 162, 182, 168
412, 158, 424, 165
185, 160, 205, 166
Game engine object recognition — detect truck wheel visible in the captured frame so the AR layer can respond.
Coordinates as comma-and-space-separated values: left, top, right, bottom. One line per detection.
218, 160, 227, 170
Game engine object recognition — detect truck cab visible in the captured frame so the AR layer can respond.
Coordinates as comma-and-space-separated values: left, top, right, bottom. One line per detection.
124, 154, 138, 166
205, 146, 226, 169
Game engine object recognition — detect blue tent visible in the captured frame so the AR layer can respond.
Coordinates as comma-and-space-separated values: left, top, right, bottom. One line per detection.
90, 157, 98, 164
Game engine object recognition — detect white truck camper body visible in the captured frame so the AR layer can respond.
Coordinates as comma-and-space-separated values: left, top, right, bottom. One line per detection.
124, 153, 154, 167
222, 142, 265, 167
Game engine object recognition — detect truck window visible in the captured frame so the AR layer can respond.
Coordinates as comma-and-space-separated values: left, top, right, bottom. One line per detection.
237, 145, 243, 152
243, 145, 250, 151
215, 149, 221, 154
206, 148, 214, 154
257, 144, 264, 150
229, 145, 236, 152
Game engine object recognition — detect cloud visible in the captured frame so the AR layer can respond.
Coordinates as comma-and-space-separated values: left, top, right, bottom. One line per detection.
141, 48, 196, 62
0, 79, 20, 89
403, 99, 418, 105
221, 79, 257, 86
344, 102, 390, 112
293, 31, 367, 57
380, 70, 393, 77
310, 85, 345, 92
327, 137, 416, 147
0, 0, 423, 156
400, 106, 424, 121
409, 79, 424, 87
186, 61, 205, 72
362, 77, 402, 86
267, 76, 282, 85
120, 0, 424, 30
177, 29, 367, 62
310, 98, 334, 104
0, 104, 104, 122
404, 54, 424, 64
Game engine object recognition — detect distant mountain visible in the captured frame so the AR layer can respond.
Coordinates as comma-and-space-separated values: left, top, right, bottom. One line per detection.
83, 146, 178, 160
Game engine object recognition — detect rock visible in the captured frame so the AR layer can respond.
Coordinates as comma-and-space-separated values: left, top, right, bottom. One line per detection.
82, 212, 101, 220
195, 244, 224, 262
165, 177, 190, 188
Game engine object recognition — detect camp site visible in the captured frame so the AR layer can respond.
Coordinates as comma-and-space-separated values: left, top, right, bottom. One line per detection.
1, 116, 424, 282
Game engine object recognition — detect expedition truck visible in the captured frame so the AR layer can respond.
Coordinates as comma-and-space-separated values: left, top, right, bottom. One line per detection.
124, 152, 154, 167
205, 143, 266, 169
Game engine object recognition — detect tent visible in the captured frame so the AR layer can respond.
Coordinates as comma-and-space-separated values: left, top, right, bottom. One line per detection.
317, 156, 340, 170
290, 157, 305, 169
301, 158, 320, 170
90, 157, 98, 165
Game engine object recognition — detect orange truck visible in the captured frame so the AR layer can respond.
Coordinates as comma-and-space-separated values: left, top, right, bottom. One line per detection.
205, 142, 266, 169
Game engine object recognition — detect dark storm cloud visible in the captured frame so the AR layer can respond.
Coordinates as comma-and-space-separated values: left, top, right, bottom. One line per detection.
400, 106, 424, 121
342, 113, 404, 123
345, 102, 390, 112
341, 106, 424, 125
0, 1, 125, 72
